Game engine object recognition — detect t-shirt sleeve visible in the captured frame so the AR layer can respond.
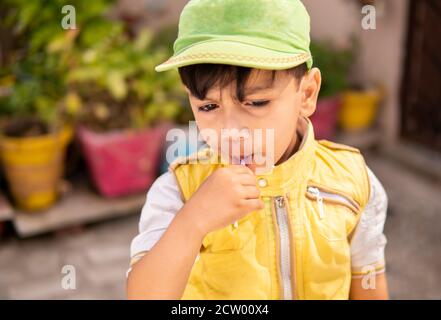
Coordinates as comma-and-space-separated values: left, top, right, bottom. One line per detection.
128, 171, 184, 274
350, 166, 388, 278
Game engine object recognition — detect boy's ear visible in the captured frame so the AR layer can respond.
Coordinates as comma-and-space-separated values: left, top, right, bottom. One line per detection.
298, 67, 322, 118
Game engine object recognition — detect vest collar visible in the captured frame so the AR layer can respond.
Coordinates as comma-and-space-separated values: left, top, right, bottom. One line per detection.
254, 116, 316, 197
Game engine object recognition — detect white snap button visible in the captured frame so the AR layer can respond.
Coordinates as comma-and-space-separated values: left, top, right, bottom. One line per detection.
258, 178, 268, 188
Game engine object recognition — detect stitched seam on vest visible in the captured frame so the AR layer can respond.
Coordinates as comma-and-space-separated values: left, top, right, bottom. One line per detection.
173, 167, 188, 202
347, 155, 371, 238
317, 140, 361, 153
284, 194, 297, 300
305, 192, 359, 215
360, 156, 371, 207
270, 198, 284, 299
306, 182, 361, 213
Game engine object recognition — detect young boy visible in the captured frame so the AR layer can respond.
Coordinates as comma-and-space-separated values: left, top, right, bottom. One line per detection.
127, 0, 389, 300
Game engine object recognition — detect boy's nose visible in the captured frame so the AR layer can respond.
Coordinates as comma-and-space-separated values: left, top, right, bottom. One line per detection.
220, 127, 253, 159
224, 127, 250, 140
221, 127, 251, 146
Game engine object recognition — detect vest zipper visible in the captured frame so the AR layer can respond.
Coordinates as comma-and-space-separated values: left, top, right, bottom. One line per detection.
306, 186, 360, 216
273, 196, 293, 300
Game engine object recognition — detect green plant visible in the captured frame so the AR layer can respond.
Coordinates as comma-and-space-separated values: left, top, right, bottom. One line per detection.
0, 52, 68, 130
1, 0, 114, 52
1, 0, 190, 136
66, 26, 191, 132
0, 0, 116, 135
310, 40, 355, 99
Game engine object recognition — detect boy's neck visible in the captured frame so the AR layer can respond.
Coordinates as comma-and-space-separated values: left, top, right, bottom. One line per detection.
275, 126, 303, 166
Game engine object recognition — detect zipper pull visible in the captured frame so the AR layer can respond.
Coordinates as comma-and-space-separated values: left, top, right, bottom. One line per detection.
308, 187, 325, 219
275, 196, 285, 208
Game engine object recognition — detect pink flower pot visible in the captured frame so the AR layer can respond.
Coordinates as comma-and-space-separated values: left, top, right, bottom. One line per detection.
78, 122, 171, 197
310, 96, 342, 140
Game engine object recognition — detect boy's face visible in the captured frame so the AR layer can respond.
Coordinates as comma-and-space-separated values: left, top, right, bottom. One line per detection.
184, 67, 321, 173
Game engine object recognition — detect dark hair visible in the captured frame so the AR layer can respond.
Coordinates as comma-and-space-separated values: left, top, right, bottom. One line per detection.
178, 63, 308, 102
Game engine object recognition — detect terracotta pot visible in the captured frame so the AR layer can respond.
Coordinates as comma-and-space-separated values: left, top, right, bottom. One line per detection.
78, 122, 171, 197
310, 96, 342, 140
0, 126, 73, 211
339, 90, 381, 132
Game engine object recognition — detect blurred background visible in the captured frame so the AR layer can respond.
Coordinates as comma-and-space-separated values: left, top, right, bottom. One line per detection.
0, 0, 440, 299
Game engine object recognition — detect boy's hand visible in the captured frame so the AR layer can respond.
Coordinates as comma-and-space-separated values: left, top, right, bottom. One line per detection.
183, 165, 265, 236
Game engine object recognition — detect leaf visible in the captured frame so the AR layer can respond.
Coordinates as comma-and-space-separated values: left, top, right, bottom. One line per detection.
134, 29, 153, 52
93, 103, 110, 121
82, 49, 98, 63
161, 102, 180, 120
67, 67, 103, 83
106, 71, 127, 100
65, 91, 82, 115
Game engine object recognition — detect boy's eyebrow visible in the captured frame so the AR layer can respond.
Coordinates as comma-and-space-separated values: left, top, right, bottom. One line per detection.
244, 84, 274, 95
198, 83, 275, 101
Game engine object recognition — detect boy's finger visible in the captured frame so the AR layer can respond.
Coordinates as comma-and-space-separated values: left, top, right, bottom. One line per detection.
239, 175, 258, 186
241, 198, 265, 212
239, 186, 261, 199
228, 164, 254, 174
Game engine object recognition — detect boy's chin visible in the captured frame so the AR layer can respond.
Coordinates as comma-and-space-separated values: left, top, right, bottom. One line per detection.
242, 160, 275, 175
218, 151, 274, 174
252, 163, 275, 175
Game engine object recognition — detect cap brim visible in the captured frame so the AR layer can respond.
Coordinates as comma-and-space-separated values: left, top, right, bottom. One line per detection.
155, 40, 312, 72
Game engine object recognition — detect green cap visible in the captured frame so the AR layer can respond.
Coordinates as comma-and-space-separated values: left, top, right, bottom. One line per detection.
155, 0, 313, 72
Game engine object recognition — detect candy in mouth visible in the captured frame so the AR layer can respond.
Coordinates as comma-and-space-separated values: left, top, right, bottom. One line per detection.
232, 154, 253, 165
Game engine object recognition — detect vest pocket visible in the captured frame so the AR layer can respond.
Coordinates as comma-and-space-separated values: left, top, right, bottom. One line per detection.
305, 185, 360, 241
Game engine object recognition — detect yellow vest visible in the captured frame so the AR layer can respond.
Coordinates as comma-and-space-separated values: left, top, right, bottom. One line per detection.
170, 118, 370, 300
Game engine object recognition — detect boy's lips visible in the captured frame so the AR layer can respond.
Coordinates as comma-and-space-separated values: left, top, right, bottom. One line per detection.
232, 153, 267, 165
231, 154, 253, 165
221, 150, 268, 167
229, 154, 255, 165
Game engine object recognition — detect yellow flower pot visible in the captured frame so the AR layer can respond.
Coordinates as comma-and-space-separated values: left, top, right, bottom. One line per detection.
0, 125, 73, 211
339, 90, 381, 131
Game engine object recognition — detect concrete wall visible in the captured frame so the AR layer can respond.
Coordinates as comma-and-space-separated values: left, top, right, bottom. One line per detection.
303, 0, 410, 144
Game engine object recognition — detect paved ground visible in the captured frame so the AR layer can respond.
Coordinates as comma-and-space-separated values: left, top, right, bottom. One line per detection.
364, 152, 441, 299
0, 216, 137, 299
0, 151, 440, 299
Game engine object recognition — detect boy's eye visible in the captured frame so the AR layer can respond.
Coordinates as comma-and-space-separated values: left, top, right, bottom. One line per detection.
246, 100, 270, 108
197, 101, 269, 112
198, 103, 219, 112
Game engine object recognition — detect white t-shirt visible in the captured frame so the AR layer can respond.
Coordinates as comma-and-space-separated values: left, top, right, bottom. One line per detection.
128, 165, 388, 278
